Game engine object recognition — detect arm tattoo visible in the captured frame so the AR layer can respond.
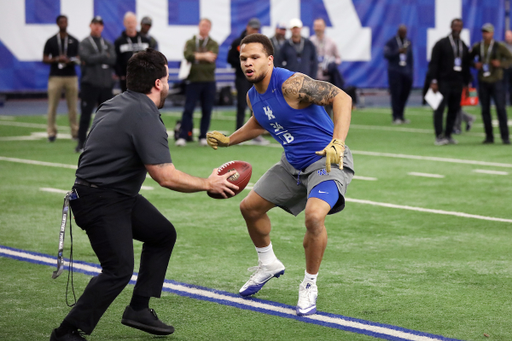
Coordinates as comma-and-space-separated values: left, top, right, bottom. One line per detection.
283, 73, 340, 106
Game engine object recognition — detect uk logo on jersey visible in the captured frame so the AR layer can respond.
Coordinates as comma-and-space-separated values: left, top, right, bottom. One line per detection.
263, 106, 275, 120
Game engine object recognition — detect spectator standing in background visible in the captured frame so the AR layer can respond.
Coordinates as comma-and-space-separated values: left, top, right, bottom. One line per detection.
42, 14, 79, 142
140, 16, 158, 50
227, 18, 269, 145
502, 30, 512, 105
469, 23, 512, 144
76, 16, 116, 153
270, 22, 287, 59
310, 18, 343, 117
175, 18, 218, 147
384, 25, 413, 125
114, 12, 150, 92
428, 18, 471, 146
276, 18, 317, 78
309, 18, 342, 83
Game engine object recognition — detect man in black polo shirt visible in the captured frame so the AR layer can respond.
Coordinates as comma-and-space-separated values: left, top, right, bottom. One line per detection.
114, 12, 150, 92
50, 49, 238, 341
428, 18, 471, 145
43, 14, 80, 142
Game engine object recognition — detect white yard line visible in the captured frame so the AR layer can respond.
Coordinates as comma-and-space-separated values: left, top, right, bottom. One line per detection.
473, 169, 509, 176
346, 198, 512, 223
0, 120, 70, 130
0, 156, 78, 169
408, 172, 445, 178
352, 150, 512, 168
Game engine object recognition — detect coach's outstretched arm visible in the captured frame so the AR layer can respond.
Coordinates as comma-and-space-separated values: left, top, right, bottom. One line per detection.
283, 73, 351, 172
207, 95, 265, 149
146, 163, 237, 198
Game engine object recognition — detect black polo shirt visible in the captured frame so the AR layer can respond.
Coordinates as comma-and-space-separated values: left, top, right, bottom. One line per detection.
75, 90, 172, 196
43, 33, 79, 77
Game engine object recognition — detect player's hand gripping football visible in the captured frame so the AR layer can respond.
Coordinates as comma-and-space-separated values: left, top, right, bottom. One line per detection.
315, 138, 345, 172
207, 131, 230, 150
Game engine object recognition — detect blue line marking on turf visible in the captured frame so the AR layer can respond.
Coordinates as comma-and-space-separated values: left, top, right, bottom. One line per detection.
0, 245, 464, 341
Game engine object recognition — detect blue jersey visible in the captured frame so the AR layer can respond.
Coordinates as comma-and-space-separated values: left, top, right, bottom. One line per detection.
248, 67, 334, 170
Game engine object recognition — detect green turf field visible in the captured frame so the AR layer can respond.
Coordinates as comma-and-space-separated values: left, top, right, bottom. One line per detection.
0, 105, 511, 341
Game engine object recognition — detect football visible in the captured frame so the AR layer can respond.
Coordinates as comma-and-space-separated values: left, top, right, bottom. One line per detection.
207, 160, 252, 199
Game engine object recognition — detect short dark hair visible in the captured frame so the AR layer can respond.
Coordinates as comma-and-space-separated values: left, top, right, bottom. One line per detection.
240, 33, 274, 57
56, 15, 67, 24
126, 48, 168, 94
451, 18, 463, 26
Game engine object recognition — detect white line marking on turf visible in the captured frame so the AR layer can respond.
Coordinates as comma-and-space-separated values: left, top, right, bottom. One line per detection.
0, 156, 77, 169
0, 121, 70, 130
346, 198, 512, 223
352, 151, 512, 168
473, 169, 509, 176
408, 172, 445, 178
140, 186, 154, 190
0, 245, 461, 341
40, 188, 68, 194
354, 175, 378, 181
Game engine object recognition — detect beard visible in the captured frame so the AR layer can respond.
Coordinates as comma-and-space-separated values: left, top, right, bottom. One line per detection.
246, 71, 267, 84
158, 88, 168, 109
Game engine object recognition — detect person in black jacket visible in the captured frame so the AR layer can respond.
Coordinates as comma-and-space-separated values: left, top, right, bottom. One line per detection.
428, 18, 471, 145
276, 18, 317, 78
384, 25, 413, 125
114, 12, 150, 92
76, 16, 116, 153
227, 18, 261, 130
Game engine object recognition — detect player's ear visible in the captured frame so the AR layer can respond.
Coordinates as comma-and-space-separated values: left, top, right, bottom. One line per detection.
268, 55, 273, 66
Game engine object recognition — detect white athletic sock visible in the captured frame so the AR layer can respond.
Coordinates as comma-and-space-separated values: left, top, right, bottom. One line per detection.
304, 270, 318, 284
256, 243, 277, 266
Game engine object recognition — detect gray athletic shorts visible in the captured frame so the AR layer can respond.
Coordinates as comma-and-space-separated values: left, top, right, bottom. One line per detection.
253, 152, 354, 216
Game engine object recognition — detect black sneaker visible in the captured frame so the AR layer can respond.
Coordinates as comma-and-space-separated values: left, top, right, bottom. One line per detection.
50, 329, 86, 341
48, 136, 56, 142
121, 306, 174, 335
503, 139, 511, 145
482, 139, 494, 144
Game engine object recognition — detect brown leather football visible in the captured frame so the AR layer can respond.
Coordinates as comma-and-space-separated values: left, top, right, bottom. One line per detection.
207, 160, 252, 199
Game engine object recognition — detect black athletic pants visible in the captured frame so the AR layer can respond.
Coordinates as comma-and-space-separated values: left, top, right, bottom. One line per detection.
388, 70, 412, 121
79, 83, 113, 147
65, 185, 176, 334
478, 80, 510, 142
433, 81, 463, 138
235, 77, 253, 130
179, 81, 216, 140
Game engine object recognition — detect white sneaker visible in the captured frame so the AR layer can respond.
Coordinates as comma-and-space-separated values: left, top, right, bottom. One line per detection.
199, 138, 208, 146
175, 138, 186, 147
239, 259, 285, 296
251, 135, 270, 145
296, 280, 318, 316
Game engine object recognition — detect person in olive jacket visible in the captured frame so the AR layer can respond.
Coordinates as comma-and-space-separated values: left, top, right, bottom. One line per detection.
175, 18, 219, 147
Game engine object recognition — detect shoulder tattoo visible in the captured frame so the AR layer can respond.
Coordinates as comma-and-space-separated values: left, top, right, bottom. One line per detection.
283, 73, 340, 106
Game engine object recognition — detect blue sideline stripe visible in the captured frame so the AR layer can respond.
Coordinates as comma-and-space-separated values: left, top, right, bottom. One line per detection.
0, 245, 463, 341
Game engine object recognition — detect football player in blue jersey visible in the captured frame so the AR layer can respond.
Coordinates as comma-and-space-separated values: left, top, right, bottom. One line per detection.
207, 33, 354, 316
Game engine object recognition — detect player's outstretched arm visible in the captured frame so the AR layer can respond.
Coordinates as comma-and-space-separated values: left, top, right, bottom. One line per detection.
207, 94, 265, 150
146, 163, 238, 198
